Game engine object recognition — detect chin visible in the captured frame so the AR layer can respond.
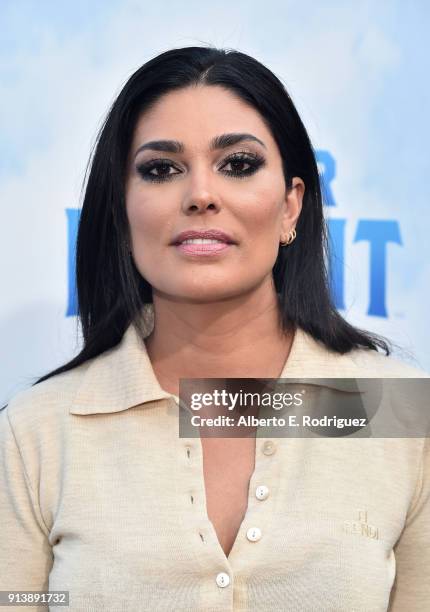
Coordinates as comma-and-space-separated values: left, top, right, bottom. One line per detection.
165, 285, 243, 303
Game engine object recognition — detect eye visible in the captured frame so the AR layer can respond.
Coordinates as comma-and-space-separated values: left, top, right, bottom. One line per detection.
136, 159, 181, 183
219, 152, 266, 178
135, 151, 266, 184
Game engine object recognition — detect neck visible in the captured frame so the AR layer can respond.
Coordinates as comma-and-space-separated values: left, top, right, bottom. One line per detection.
144, 280, 295, 397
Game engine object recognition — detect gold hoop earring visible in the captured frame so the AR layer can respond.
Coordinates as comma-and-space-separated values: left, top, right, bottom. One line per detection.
280, 228, 297, 247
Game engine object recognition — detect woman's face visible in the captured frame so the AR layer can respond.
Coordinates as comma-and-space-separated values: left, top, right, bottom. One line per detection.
125, 84, 304, 303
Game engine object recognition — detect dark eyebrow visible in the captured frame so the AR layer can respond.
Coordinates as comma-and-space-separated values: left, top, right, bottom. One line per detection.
134, 132, 266, 158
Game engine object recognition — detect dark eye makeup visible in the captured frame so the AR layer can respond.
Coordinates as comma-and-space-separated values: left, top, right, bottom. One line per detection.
135, 151, 266, 183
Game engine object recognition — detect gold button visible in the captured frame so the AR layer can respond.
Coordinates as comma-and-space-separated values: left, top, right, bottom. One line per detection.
262, 440, 276, 455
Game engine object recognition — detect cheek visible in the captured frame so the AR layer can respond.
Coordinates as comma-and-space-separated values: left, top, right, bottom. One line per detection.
235, 183, 285, 267
126, 192, 172, 249
238, 183, 285, 233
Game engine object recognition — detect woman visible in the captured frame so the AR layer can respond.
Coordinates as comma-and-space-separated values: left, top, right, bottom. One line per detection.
1, 46, 428, 612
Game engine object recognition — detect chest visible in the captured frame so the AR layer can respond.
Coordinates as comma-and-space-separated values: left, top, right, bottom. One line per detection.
50, 418, 414, 610
200, 436, 256, 558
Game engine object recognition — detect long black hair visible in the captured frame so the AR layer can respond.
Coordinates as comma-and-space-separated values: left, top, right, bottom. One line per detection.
31, 45, 391, 388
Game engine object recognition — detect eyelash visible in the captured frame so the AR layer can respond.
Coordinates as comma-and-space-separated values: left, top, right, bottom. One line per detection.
135, 151, 266, 183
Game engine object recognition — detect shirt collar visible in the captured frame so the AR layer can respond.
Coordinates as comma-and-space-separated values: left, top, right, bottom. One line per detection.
70, 303, 362, 415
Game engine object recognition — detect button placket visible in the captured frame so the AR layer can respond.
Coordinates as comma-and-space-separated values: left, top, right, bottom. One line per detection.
178, 433, 233, 610
225, 438, 281, 569
181, 433, 233, 572
182, 440, 203, 539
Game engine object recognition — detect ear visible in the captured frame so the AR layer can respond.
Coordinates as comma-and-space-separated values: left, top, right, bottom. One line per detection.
280, 177, 305, 240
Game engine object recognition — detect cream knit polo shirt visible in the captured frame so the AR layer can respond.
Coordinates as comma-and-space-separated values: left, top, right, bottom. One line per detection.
1, 304, 429, 611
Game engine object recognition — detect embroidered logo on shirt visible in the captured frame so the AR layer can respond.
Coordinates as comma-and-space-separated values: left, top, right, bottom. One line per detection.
343, 509, 379, 540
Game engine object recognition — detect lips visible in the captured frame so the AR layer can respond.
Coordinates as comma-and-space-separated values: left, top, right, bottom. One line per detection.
170, 229, 236, 246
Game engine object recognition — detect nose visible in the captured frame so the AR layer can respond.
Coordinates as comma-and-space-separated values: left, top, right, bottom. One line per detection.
181, 167, 221, 215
